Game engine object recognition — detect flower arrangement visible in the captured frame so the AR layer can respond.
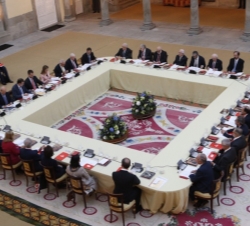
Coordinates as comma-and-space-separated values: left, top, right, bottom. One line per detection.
100, 113, 128, 142
132, 91, 156, 116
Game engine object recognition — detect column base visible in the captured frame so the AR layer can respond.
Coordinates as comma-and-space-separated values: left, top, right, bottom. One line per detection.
99, 19, 113, 26
241, 33, 250, 42
140, 22, 156, 31
187, 27, 203, 35
64, 16, 76, 22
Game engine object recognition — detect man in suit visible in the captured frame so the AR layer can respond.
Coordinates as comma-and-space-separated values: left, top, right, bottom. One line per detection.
81, 48, 96, 65
227, 51, 244, 73
24, 70, 43, 91
241, 107, 250, 129
207, 54, 223, 71
239, 0, 246, 8
137, 44, 152, 61
222, 116, 249, 138
0, 63, 13, 85
12, 78, 31, 100
173, 49, 188, 66
189, 51, 206, 68
112, 158, 142, 213
0, 86, 13, 108
153, 46, 168, 63
189, 153, 214, 206
92, 0, 100, 13
115, 43, 133, 59
20, 138, 43, 172
54, 60, 68, 78
65, 53, 79, 72
211, 139, 237, 179
230, 128, 247, 155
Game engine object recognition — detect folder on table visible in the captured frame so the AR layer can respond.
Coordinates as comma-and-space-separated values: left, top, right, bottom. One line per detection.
55, 152, 69, 161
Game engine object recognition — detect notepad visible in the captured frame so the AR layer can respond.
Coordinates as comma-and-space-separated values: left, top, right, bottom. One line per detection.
149, 177, 168, 189
22, 94, 33, 100
202, 147, 217, 161
80, 157, 97, 167
65, 72, 75, 79
13, 138, 25, 147
179, 165, 199, 179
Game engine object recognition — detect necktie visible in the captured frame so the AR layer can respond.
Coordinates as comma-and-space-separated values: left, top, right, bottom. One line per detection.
156, 53, 161, 62
212, 61, 216, 69
2, 95, 8, 105
19, 86, 24, 95
232, 60, 238, 72
30, 78, 36, 89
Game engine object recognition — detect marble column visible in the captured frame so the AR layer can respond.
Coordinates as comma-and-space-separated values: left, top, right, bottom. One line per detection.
100, 0, 113, 26
241, 1, 250, 41
64, 0, 76, 22
187, 0, 202, 35
141, 0, 156, 31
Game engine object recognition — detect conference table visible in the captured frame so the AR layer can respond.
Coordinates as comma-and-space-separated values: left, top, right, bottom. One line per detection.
1, 57, 249, 214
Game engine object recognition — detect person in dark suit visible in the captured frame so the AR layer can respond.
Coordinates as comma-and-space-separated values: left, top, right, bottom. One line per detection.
173, 49, 188, 66
81, 48, 96, 65
207, 54, 223, 71
189, 51, 206, 68
54, 60, 68, 78
239, 0, 246, 9
189, 153, 214, 205
211, 139, 237, 179
115, 43, 133, 59
0, 63, 13, 85
223, 116, 249, 138
241, 107, 250, 129
65, 53, 79, 72
112, 158, 142, 212
138, 44, 152, 61
153, 46, 168, 63
12, 78, 31, 100
20, 138, 43, 172
227, 51, 244, 73
24, 70, 43, 91
0, 86, 13, 108
230, 128, 247, 155
92, 0, 100, 13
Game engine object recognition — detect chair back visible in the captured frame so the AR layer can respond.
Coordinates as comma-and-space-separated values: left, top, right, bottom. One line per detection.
211, 171, 224, 198
107, 193, 125, 213
21, 159, 36, 177
224, 159, 236, 181
41, 164, 57, 183
236, 148, 247, 167
68, 175, 84, 195
0, 153, 13, 169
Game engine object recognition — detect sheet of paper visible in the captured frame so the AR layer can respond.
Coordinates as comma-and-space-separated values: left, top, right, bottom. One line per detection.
236, 72, 243, 76
22, 94, 33, 100
202, 147, 218, 161
149, 177, 168, 189
170, 64, 178, 69
179, 165, 198, 178
78, 63, 92, 71
224, 116, 236, 127
49, 81, 58, 84
0, 132, 5, 139
97, 58, 105, 61
65, 72, 75, 79
188, 66, 200, 72
51, 77, 60, 81
35, 88, 45, 93
98, 158, 109, 165
13, 138, 25, 147
80, 157, 98, 167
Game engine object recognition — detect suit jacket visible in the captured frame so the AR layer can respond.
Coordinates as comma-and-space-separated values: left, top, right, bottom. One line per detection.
138, 48, 152, 61
53, 64, 65, 78
153, 50, 168, 63
11, 84, 31, 100
231, 136, 247, 153
189, 161, 214, 194
81, 52, 96, 65
189, 55, 206, 68
173, 55, 188, 66
20, 148, 43, 172
207, 59, 223, 71
227, 58, 244, 72
244, 114, 250, 129
65, 58, 78, 71
41, 157, 65, 179
213, 147, 237, 179
0, 92, 13, 108
115, 48, 133, 59
112, 170, 140, 203
24, 76, 43, 90
223, 124, 249, 138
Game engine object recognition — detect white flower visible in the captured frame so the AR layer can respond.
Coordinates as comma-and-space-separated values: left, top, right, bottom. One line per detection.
100, 125, 104, 129
136, 101, 141, 106
103, 136, 107, 140
135, 109, 139, 112
115, 130, 120, 135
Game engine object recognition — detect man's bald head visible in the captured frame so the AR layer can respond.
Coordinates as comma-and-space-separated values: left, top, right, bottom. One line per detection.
121, 158, 131, 169
0, 86, 6, 95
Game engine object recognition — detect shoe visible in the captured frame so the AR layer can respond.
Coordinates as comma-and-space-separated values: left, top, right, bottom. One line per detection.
2, 83, 6, 85
8, 80, 13, 83
135, 205, 143, 214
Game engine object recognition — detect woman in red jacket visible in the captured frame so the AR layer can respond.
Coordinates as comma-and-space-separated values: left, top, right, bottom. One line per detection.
2, 131, 20, 164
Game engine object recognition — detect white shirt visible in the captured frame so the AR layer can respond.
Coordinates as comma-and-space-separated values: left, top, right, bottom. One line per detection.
194, 56, 199, 67
60, 65, 65, 73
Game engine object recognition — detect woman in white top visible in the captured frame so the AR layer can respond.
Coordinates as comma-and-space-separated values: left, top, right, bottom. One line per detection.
40, 65, 51, 84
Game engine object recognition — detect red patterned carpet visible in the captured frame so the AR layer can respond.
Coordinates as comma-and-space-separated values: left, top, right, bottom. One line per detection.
52, 91, 203, 154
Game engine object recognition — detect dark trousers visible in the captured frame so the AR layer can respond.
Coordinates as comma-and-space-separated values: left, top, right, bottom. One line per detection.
92, 0, 100, 12
0, 66, 11, 84
124, 187, 142, 211
239, 0, 246, 8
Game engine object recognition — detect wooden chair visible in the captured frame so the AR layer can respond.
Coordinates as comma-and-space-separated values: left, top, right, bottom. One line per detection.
107, 193, 136, 226
235, 147, 247, 182
21, 159, 43, 187
41, 164, 68, 197
223, 160, 235, 195
0, 153, 22, 182
194, 171, 224, 213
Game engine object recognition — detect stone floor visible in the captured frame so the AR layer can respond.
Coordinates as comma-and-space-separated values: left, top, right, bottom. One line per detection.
0, 11, 249, 59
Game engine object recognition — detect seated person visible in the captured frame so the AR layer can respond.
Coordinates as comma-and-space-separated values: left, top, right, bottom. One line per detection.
40, 65, 51, 84
189, 153, 214, 207
41, 145, 65, 179
227, 51, 244, 73
207, 54, 223, 71
137, 44, 152, 61
241, 107, 250, 129
0, 62, 13, 85
81, 48, 96, 65
230, 128, 247, 155
25, 70, 43, 90
222, 116, 249, 138
20, 138, 43, 172
54, 60, 68, 78
65, 53, 79, 72
153, 46, 167, 63
189, 51, 206, 68
173, 49, 188, 66
66, 154, 97, 194
112, 157, 142, 213
12, 78, 31, 100
115, 43, 133, 59
1, 131, 20, 165
0, 86, 13, 108
211, 139, 236, 179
